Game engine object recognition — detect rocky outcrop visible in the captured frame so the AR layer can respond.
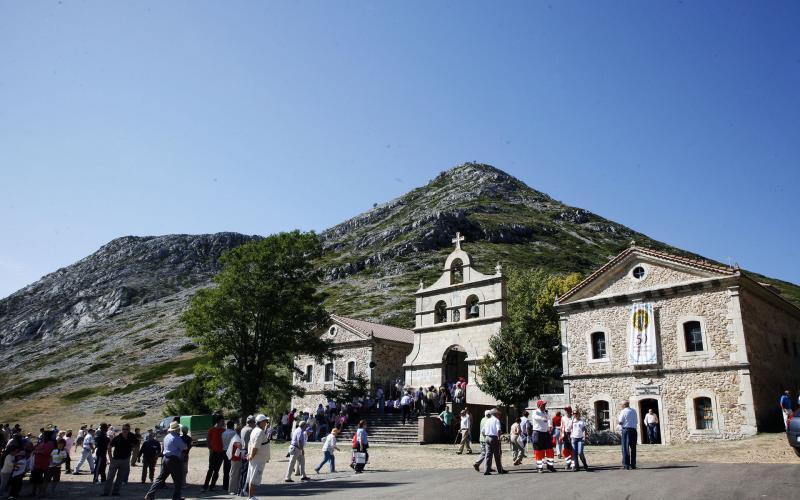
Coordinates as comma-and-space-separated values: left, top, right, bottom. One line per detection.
0, 232, 258, 345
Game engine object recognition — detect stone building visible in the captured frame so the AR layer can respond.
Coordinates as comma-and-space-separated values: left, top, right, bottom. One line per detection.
291, 315, 413, 411
403, 233, 507, 405
555, 244, 800, 443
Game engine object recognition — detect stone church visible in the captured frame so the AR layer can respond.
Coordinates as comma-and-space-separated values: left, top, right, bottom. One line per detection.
555, 243, 800, 443
292, 315, 414, 411
403, 233, 506, 405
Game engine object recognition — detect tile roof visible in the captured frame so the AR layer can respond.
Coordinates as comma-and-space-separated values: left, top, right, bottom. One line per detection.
331, 314, 415, 344
557, 244, 738, 304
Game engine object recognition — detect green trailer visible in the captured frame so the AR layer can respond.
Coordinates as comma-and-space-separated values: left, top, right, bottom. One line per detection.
179, 414, 213, 444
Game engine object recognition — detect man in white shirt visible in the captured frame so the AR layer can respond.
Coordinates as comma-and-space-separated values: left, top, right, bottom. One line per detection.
400, 392, 413, 425
246, 415, 271, 500
617, 400, 638, 470
456, 409, 473, 455
73, 428, 95, 474
284, 421, 309, 482
644, 409, 659, 444
531, 400, 555, 473
481, 408, 507, 475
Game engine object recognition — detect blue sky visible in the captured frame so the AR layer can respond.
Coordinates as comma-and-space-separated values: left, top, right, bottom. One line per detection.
1, 0, 798, 298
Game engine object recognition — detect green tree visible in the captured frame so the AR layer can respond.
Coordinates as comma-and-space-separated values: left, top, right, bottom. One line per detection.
182, 231, 332, 418
477, 269, 581, 409
321, 372, 370, 407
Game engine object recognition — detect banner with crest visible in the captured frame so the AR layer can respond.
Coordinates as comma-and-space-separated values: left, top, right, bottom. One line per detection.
627, 302, 657, 365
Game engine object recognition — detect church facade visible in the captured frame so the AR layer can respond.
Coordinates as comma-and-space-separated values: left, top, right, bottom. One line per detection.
403, 233, 507, 405
555, 244, 800, 443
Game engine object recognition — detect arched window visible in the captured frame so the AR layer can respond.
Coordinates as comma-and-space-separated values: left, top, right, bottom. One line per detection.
451, 259, 464, 285
594, 400, 610, 430
434, 301, 448, 324
694, 397, 713, 430
683, 321, 704, 352
466, 295, 480, 319
305, 365, 313, 382
347, 361, 356, 380
590, 332, 607, 359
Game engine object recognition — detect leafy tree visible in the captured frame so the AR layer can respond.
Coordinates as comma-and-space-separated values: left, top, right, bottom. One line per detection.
182, 231, 332, 418
164, 370, 213, 416
321, 373, 370, 407
477, 269, 582, 409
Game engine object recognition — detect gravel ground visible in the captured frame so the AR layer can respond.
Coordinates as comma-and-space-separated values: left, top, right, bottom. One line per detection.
30, 432, 800, 499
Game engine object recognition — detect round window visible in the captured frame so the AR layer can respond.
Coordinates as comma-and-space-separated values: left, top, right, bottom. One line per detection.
632, 266, 646, 280
329, 326, 337, 337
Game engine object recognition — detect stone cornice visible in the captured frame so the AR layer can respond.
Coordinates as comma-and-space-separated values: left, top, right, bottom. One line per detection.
413, 315, 505, 333
414, 275, 505, 297
563, 362, 750, 380
555, 275, 740, 313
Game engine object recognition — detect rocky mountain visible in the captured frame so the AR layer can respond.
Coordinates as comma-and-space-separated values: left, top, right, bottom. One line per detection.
1, 163, 798, 428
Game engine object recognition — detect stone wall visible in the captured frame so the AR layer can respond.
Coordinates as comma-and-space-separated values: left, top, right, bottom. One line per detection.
570, 369, 748, 443
292, 344, 371, 411
372, 340, 413, 390
739, 283, 800, 430
564, 287, 736, 376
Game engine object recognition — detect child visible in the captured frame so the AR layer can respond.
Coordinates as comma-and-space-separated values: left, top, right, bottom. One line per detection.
314, 428, 340, 473
46, 439, 68, 495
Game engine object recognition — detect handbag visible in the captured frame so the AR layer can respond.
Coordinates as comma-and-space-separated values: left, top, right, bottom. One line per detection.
354, 452, 367, 464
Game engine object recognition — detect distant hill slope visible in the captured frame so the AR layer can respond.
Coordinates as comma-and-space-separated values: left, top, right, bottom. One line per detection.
1, 162, 797, 428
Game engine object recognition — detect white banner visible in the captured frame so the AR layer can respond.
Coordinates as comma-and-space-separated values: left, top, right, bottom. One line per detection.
627, 302, 657, 365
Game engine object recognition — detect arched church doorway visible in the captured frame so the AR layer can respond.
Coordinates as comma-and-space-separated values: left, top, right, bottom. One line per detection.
443, 345, 468, 386
639, 398, 661, 444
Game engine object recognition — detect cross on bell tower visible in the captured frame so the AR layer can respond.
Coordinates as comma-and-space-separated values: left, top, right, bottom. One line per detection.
452, 232, 465, 250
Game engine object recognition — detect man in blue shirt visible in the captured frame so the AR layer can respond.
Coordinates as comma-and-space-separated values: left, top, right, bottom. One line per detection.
144, 421, 187, 500
617, 400, 638, 470
780, 390, 794, 429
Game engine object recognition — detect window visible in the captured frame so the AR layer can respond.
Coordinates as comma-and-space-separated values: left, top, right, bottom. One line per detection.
434, 301, 448, 324
451, 259, 463, 285
694, 397, 713, 430
590, 332, 607, 359
683, 321, 704, 352
347, 361, 356, 380
632, 266, 646, 280
452, 308, 461, 322
328, 326, 337, 337
594, 400, 610, 430
324, 362, 334, 382
466, 295, 480, 318
305, 365, 313, 382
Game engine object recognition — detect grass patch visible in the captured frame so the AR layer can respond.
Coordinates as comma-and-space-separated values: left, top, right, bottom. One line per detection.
121, 410, 146, 420
178, 343, 198, 353
89, 362, 113, 372
139, 338, 160, 349
110, 381, 150, 395
134, 357, 201, 384
61, 387, 100, 402
0, 377, 59, 400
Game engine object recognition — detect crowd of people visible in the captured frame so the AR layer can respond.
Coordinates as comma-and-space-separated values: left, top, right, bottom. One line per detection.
456, 399, 643, 476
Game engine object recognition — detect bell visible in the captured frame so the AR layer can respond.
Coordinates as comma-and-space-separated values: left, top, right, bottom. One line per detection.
469, 304, 479, 318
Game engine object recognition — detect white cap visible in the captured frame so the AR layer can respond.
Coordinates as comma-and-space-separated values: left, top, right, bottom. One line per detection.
255, 414, 268, 423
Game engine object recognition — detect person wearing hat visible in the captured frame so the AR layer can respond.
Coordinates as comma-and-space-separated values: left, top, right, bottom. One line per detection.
532, 400, 555, 473
314, 428, 340, 473
246, 414, 272, 498
144, 421, 186, 500
284, 420, 309, 482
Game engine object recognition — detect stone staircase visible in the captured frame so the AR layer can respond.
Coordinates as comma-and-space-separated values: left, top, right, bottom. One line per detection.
337, 413, 420, 444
